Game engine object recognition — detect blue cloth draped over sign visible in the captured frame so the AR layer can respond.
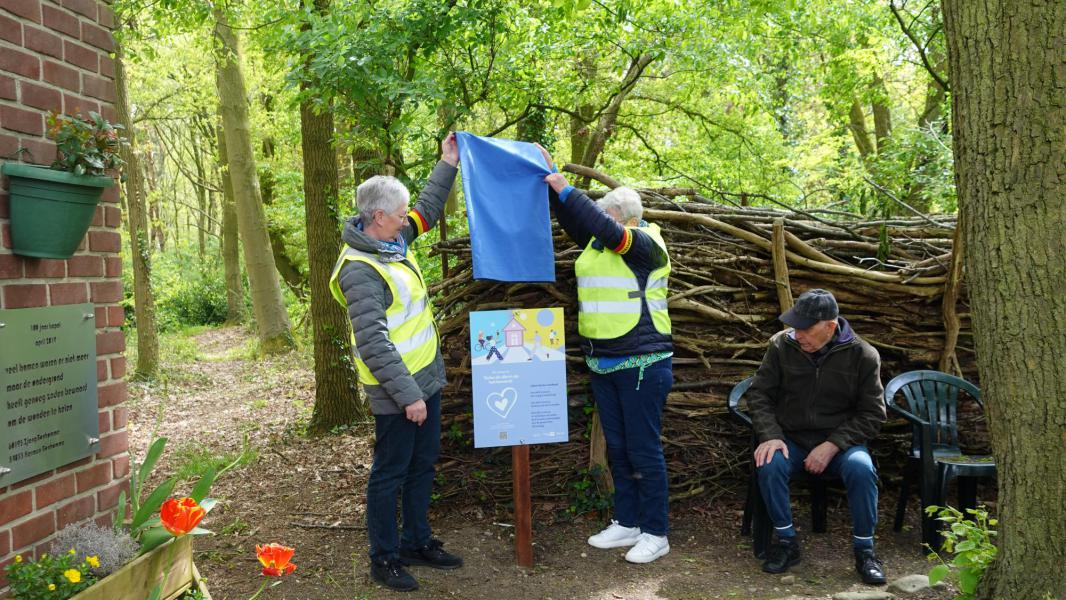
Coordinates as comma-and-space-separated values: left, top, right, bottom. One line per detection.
456, 132, 556, 282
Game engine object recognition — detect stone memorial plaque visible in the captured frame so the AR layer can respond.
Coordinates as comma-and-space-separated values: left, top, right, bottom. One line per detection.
1, 303, 100, 485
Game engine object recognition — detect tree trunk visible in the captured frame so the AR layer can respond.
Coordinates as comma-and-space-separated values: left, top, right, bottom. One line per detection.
579, 53, 655, 173
871, 76, 892, 154
213, 8, 294, 354
114, 37, 159, 378
299, 0, 367, 430
847, 100, 875, 160
907, 50, 948, 214
943, 2, 1066, 598
258, 150, 307, 299
216, 120, 244, 324
570, 56, 596, 168
192, 137, 208, 259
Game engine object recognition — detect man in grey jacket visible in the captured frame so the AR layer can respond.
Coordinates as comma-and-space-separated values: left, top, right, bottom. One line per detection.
329, 133, 461, 592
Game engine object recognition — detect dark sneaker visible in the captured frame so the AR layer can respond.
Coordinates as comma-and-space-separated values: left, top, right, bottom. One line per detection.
370, 559, 418, 592
855, 548, 887, 585
400, 538, 463, 570
761, 538, 801, 574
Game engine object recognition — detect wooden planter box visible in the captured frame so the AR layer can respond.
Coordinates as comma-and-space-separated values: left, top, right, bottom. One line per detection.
71, 536, 211, 600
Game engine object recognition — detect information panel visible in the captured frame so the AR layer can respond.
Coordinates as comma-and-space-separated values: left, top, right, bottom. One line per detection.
1, 304, 100, 485
470, 307, 568, 448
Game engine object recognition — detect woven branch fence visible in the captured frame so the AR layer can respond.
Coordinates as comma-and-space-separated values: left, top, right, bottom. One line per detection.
428, 164, 982, 515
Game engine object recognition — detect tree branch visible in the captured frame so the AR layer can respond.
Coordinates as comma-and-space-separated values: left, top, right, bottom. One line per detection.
890, 0, 949, 91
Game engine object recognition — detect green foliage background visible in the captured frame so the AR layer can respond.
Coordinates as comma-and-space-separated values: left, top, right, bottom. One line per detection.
115, 0, 954, 330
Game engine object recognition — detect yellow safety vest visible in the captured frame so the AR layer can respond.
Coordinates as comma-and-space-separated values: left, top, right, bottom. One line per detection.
575, 223, 671, 339
328, 246, 438, 386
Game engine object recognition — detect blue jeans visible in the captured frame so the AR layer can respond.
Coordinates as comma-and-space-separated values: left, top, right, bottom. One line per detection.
589, 359, 673, 536
366, 391, 441, 561
756, 437, 878, 549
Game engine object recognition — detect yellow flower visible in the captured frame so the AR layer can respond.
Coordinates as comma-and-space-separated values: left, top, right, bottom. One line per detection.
63, 569, 82, 583
86, 555, 100, 569
48, 584, 56, 591
68, 548, 76, 555
14, 555, 22, 563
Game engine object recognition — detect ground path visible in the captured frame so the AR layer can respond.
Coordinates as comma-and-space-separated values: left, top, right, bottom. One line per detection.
127, 326, 955, 599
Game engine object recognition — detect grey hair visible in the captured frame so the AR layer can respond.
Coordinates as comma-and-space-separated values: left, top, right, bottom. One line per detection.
357, 175, 410, 223
597, 186, 643, 223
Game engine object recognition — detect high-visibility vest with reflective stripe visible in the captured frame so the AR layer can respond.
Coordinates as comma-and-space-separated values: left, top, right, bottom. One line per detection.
328, 246, 438, 386
575, 223, 671, 339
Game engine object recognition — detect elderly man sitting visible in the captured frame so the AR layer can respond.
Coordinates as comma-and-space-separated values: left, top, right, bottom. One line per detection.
746, 289, 888, 585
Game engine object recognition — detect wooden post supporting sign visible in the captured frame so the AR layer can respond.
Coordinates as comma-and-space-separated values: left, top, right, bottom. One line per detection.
512, 444, 533, 567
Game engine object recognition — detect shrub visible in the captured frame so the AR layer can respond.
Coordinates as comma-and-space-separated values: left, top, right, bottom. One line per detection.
927, 504, 998, 600
50, 522, 138, 577
4, 550, 97, 599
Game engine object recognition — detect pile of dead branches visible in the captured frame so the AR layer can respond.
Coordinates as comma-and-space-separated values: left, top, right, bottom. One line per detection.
429, 165, 979, 512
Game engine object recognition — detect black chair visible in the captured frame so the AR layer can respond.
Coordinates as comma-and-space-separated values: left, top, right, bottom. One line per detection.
728, 377, 829, 559
884, 370, 996, 549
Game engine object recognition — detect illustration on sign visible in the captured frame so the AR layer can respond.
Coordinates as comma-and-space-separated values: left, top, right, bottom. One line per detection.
470, 307, 568, 448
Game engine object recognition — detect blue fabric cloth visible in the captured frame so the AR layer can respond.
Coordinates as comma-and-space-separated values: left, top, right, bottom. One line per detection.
756, 436, 878, 549
456, 132, 556, 282
589, 358, 673, 536
366, 391, 442, 561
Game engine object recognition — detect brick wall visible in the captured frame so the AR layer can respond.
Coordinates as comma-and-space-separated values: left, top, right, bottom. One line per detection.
0, 0, 127, 589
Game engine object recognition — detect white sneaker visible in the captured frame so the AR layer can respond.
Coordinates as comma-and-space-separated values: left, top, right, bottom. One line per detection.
587, 520, 642, 549
625, 533, 670, 563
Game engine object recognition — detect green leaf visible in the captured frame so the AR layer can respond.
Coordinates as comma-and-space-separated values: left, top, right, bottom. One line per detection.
138, 526, 174, 556
959, 568, 980, 594
188, 527, 214, 536
199, 498, 218, 514
130, 477, 177, 532
115, 489, 127, 531
928, 564, 950, 585
138, 438, 168, 499
190, 468, 217, 503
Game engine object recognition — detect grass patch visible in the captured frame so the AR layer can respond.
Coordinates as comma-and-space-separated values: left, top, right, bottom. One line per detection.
126, 325, 212, 382
169, 440, 257, 482
220, 518, 250, 536
203, 335, 259, 362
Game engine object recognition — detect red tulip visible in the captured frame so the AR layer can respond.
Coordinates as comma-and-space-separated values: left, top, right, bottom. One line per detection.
256, 543, 297, 577
160, 497, 206, 537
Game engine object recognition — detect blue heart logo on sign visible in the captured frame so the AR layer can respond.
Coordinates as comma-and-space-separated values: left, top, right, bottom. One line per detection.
487, 387, 518, 419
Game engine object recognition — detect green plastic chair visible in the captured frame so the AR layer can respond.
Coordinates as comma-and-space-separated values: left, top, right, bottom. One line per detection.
883, 370, 996, 548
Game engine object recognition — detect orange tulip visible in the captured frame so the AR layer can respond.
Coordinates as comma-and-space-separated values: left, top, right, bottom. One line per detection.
160, 497, 206, 537
256, 543, 297, 577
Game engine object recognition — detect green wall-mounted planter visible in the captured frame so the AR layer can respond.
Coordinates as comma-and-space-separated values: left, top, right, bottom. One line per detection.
2, 162, 114, 259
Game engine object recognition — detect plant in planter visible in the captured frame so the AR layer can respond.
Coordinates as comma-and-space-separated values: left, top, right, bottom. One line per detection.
45, 111, 126, 178
0, 111, 128, 259
4, 549, 100, 599
4, 438, 223, 600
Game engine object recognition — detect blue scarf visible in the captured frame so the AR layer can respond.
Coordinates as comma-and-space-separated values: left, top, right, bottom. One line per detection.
357, 220, 408, 263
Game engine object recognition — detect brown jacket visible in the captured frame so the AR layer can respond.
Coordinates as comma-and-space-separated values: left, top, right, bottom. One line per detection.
747, 321, 886, 451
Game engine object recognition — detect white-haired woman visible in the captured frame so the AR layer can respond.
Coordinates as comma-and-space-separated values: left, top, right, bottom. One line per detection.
328, 133, 462, 592
537, 147, 674, 564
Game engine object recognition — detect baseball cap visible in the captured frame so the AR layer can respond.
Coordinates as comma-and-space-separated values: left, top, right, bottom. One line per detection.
779, 289, 839, 330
